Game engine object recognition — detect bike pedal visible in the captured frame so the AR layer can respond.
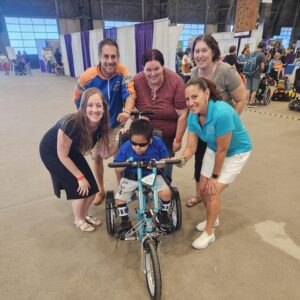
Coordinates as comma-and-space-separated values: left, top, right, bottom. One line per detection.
118, 229, 136, 241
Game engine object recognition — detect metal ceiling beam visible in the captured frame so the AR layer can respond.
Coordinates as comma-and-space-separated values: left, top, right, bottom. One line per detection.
291, 0, 300, 43
268, 0, 284, 37
226, 0, 235, 26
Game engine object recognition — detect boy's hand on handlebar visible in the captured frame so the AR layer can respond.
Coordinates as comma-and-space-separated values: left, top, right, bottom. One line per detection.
77, 178, 90, 196
117, 112, 131, 123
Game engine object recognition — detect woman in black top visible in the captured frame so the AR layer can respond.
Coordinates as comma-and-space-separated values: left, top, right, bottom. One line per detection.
40, 87, 109, 232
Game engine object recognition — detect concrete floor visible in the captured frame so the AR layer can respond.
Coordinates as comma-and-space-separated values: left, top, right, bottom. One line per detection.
1, 70, 300, 300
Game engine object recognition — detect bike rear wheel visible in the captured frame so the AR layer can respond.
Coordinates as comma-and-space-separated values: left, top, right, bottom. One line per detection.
170, 187, 182, 231
105, 191, 116, 235
143, 239, 162, 300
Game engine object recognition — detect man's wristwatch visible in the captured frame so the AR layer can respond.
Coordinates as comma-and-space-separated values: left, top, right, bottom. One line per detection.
212, 173, 218, 179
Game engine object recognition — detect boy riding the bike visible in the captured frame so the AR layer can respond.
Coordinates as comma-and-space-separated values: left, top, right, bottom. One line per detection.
113, 119, 173, 236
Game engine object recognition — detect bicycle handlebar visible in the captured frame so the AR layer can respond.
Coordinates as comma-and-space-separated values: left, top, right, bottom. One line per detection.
130, 111, 154, 118
108, 159, 182, 168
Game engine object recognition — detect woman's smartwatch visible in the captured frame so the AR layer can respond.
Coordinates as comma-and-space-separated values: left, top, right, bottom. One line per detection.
212, 173, 218, 179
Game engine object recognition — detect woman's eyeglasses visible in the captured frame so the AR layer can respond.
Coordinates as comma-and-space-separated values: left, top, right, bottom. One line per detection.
131, 141, 149, 147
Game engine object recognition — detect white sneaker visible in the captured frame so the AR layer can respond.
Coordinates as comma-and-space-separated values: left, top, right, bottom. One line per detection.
195, 217, 220, 232
192, 231, 216, 250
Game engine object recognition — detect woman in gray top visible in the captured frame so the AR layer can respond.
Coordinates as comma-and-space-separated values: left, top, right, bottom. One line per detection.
186, 34, 247, 208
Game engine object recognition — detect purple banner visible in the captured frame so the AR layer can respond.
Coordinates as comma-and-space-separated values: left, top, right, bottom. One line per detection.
104, 28, 117, 41
64, 34, 75, 77
135, 21, 154, 73
81, 31, 91, 70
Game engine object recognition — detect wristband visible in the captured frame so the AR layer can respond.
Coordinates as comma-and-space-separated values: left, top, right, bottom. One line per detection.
123, 108, 131, 115
212, 173, 218, 179
174, 138, 182, 143
77, 175, 85, 181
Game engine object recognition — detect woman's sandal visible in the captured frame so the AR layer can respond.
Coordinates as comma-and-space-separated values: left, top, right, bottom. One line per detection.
75, 220, 95, 232
186, 196, 203, 208
85, 215, 102, 226
93, 192, 105, 206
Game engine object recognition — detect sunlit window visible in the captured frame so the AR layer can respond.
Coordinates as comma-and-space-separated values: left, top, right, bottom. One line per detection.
179, 24, 205, 51
104, 20, 137, 29
272, 27, 292, 49
5, 17, 59, 55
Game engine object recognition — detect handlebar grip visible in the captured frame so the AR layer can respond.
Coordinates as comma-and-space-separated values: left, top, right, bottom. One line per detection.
108, 162, 132, 168
130, 111, 155, 117
164, 159, 182, 165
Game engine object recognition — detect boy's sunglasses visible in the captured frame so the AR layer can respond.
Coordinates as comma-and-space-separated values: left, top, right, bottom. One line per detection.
131, 140, 149, 147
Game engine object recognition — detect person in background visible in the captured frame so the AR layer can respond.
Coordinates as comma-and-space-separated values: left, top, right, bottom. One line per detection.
269, 41, 283, 59
16, 51, 25, 75
285, 48, 296, 65
236, 47, 250, 84
73, 39, 136, 206
54, 48, 62, 66
133, 49, 188, 181
223, 45, 237, 68
22, 50, 31, 76
0, 52, 10, 75
40, 88, 110, 232
246, 41, 266, 106
178, 77, 252, 249
176, 48, 184, 75
267, 51, 285, 80
54, 48, 63, 75
181, 47, 193, 75
186, 34, 247, 208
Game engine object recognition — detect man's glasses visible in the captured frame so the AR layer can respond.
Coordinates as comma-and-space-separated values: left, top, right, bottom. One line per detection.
131, 140, 149, 147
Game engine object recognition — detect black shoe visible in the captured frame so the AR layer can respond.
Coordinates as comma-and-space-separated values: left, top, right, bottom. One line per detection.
156, 212, 172, 234
118, 220, 133, 239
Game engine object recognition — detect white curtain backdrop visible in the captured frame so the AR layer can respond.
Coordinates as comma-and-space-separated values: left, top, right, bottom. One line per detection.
117, 25, 137, 75
168, 24, 183, 72
153, 18, 170, 69
71, 32, 84, 77
59, 19, 183, 77
89, 29, 103, 66
59, 34, 70, 76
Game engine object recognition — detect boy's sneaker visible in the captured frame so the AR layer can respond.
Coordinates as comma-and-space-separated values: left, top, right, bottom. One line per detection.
118, 220, 133, 239
156, 212, 172, 234
195, 217, 220, 232
192, 231, 216, 250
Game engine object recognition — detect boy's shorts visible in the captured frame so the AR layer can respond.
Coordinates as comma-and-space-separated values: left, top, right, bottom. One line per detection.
91, 125, 122, 160
115, 175, 169, 202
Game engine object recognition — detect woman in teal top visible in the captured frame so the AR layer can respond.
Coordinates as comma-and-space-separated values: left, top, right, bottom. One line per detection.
179, 77, 252, 250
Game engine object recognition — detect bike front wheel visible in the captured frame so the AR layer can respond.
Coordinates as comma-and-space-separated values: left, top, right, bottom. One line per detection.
143, 239, 162, 300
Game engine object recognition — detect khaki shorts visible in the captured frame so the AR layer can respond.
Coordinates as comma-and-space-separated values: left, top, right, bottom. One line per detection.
92, 125, 122, 160
115, 175, 169, 202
